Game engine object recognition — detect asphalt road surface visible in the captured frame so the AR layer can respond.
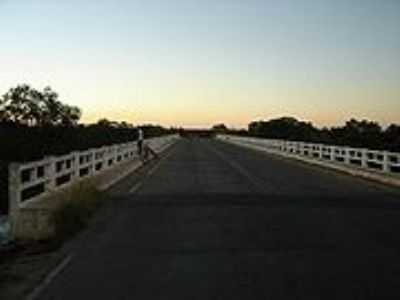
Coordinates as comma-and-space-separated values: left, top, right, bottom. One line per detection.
40, 138, 400, 300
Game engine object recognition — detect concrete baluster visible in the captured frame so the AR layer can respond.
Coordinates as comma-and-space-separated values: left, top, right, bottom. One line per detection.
114, 145, 119, 162
344, 148, 351, 164
72, 152, 80, 182
330, 146, 336, 161
382, 151, 390, 173
100, 146, 108, 170
90, 149, 96, 174
104, 146, 111, 169
361, 149, 368, 168
45, 157, 56, 191
8, 163, 21, 217
318, 144, 323, 159
293, 142, 298, 154
8, 163, 22, 237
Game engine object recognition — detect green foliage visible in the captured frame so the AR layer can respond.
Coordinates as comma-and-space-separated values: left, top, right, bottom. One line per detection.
0, 84, 81, 126
0, 123, 174, 163
140, 124, 173, 138
249, 117, 320, 142
330, 119, 383, 148
247, 117, 400, 152
51, 183, 104, 240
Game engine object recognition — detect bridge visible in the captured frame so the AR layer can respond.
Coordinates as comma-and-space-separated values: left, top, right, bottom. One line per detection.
4, 135, 400, 299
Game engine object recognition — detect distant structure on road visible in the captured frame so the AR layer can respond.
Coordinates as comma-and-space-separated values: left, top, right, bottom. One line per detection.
179, 129, 215, 138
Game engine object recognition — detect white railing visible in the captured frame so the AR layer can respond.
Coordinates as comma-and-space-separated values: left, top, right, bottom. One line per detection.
8, 135, 179, 210
217, 135, 400, 175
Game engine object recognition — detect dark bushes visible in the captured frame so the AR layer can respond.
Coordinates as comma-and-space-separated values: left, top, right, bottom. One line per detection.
51, 183, 104, 240
0, 163, 8, 215
247, 117, 400, 152
0, 123, 171, 163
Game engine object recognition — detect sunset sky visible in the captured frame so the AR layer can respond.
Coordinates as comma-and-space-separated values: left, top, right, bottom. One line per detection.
1, 0, 399, 128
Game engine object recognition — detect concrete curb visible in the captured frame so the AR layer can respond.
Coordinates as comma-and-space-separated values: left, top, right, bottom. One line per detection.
98, 160, 143, 191
98, 140, 175, 191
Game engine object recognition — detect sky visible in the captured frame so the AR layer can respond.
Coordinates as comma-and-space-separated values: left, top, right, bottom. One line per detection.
0, 0, 399, 128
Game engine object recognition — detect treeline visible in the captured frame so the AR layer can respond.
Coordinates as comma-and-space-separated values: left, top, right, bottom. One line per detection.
0, 122, 173, 163
240, 117, 400, 152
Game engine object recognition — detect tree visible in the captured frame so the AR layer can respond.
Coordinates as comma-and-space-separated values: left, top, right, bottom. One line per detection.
0, 84, 39, 125
39, 86, 81, 126
60, 105, 82, 126
41, 86, 62, 125
96, 118, 121, 128
247, 117, 397, 151
330, 119, 383, 148
0, 84, 81, 126
384, 124, 400, 152
248, 117, 321, 142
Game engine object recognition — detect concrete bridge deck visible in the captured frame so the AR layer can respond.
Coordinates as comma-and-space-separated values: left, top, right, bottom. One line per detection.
39, 138, 400, 299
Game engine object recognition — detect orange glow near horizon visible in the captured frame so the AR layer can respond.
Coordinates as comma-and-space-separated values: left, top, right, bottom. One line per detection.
77, 83, 400, 129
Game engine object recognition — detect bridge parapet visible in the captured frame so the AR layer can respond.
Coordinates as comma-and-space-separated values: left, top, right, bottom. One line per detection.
218, 135, 400, 186
7, 135, 179, 239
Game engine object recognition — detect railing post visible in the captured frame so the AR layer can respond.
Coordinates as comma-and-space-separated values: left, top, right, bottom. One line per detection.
299, 142, 304, 155
330, 146, 336, 161
382, 151, 390, 173
72, 152, 80, 182
8, 163, 21, 219
318, 144, 323, 159
344, 148, 351, 164
304, 143, 310, 157
361, 149, 368, 168
103, 146, 110, 169
45, 157, 56, 192
90, 149, 96, 174
115, 145, 120, 164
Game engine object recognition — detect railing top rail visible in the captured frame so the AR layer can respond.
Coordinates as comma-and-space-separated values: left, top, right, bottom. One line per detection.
8, 134, 179, 210
218, 134, 400, 157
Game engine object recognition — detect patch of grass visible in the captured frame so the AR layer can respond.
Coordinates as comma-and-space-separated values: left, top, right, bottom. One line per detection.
50, 183, 106, 241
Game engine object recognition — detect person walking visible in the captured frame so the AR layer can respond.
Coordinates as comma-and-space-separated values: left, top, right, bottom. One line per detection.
137, 127, 144, 156
137, 127, 159, 163
143, 142, 159, 161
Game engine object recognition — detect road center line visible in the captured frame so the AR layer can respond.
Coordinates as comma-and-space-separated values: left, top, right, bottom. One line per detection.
204, 140, 277, 194
128, 142, 178, 194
